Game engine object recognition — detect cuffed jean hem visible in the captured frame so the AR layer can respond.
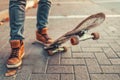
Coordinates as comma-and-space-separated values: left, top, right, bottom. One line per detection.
36, 0, 51, 30
37, 26, 47, 30
9, 0, 26, 40
10, 36, 25, 40
10, 38, 24, 41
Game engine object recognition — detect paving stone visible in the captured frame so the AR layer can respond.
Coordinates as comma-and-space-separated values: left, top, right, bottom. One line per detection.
116, 52, 120, 57
61, 74, 74, 80
97, 40, 115, 43
90, 43, 109, 47
32, 61, 47, 74
24, 41, 34, 57
101, 66, 120, 73
80, 43, 109, 48
103, 48, 118, 58
0, 42, 10, 59
3, 76, 16, 80
47, 74, 60, 80
30, 74, 60, 80
23, 45, 38, 65
109, 43, 120, 52
75, 66, 89, 80
61, 47, 72, 58
110, 59, 120, 64
23, 58, 35, 65
61, 59, 85, 65
78, 42, 91, 47
26, 43, 48, 74
47, 66, 74, 73
0, 58, 5, 64
115, 40, 120, 46
86, 59, 102, 73
0, 39, 9, 48
2, 65, 31, 80
48, 54, 60, 65
25, 46, 45, 60
82, 48, 103, 52
15, 65, 32, 80
71, 45, 82, 52
90, 74, 120, 80
95, 53, 111, 65
73, 52, 95, 58
0, 77, 3, 80
0, 64, 6, 79
103, 36, 120, 40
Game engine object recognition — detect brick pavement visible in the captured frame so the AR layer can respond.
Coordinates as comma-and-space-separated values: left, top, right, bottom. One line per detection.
0, 0, 120, 80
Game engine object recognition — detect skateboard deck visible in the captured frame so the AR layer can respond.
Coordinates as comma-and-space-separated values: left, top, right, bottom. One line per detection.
0, 0, 39, 25
34, 12, 105, 56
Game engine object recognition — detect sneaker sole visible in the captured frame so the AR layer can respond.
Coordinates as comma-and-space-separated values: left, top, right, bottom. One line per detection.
6, 52, 25, 68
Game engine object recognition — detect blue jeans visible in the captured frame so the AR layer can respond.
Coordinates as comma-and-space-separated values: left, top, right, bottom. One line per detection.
9, 0, 51, 40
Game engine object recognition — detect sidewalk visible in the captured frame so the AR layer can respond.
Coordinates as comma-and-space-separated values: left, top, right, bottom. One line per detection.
0, 0, 120, 80
0, 1, 8, 11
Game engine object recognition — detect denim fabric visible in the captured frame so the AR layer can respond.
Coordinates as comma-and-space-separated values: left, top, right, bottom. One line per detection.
9, 0, 51, 40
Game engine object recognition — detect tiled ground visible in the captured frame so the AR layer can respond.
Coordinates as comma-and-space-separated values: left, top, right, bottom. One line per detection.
0, 0, 120, 80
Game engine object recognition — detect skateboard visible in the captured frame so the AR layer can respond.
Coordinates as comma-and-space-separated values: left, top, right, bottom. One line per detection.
0, 0, 39, 25
36, 12, 105, 56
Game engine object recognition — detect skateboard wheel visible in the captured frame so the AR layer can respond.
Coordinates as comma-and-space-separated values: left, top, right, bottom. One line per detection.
62, 46, 67, 52
91, 32, 100, 40
70, 36, 79, 45
47, 50, 54, 56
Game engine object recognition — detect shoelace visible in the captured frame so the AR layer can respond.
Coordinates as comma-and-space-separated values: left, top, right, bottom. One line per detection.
9, 48, 19, 58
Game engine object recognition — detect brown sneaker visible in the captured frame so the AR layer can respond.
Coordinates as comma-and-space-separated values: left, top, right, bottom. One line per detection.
7, 40, 25, 68
36, 28, 53, 44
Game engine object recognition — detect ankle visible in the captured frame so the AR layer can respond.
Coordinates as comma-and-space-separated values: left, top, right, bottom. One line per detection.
37, 28, 48, 34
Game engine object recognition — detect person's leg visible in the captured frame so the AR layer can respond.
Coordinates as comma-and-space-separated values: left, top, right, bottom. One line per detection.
36, 0, 53, 44
9, 0, 26, 40
36, 0, 51, 30
7, 0, 26, 68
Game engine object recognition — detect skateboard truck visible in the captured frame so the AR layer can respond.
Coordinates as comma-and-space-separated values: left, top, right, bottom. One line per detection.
45, 45, 67, 56
76, 29, 88, 37
70, 32, 100, 45
79, 32, 99, 41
